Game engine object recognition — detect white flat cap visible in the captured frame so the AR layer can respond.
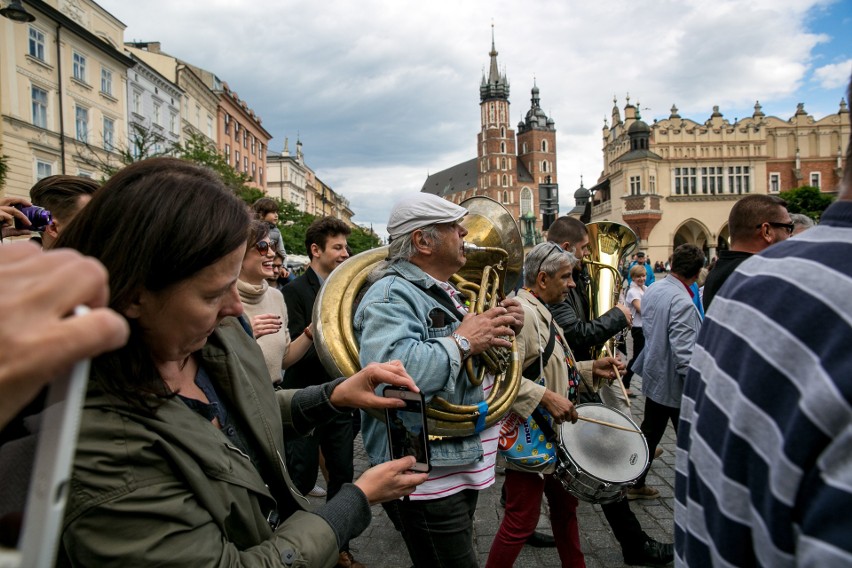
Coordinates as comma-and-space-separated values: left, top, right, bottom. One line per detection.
387, 193, 468, 241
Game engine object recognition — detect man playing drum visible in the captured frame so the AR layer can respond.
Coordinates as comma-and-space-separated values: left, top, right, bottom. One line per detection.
486, 242, 623, 568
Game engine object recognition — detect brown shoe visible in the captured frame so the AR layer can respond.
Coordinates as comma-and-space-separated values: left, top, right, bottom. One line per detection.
337, 551, 365, 568
627, 485, 660, 500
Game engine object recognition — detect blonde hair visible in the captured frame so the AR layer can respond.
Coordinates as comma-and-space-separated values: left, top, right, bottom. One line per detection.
629, 264, 647, 280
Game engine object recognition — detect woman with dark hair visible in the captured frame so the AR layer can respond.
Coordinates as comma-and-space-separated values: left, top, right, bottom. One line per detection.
55, 157, 427, 567
238, 219, 312, 383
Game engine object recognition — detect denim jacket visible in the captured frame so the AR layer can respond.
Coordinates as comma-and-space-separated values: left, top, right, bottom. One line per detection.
354, 260, 485, 467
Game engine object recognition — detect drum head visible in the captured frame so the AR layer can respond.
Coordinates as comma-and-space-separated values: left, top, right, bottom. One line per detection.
559, 403, 648, 483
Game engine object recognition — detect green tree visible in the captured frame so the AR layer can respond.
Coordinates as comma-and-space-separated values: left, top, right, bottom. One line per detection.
74, 123, 176, 181
348, 224, 381, 254
778, 186, 835, 221
174, 132, 263, 204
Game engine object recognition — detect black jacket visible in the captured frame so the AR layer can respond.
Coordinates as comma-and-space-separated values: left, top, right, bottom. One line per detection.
547, 267, 629, 361
281, 266, 332, 389
702, 250, 753, 312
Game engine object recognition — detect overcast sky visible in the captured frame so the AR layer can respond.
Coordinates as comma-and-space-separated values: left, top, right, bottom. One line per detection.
97, 0, 852, 238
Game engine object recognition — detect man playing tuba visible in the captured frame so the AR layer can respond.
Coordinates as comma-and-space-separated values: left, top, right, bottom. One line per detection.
354, 193, 570, 567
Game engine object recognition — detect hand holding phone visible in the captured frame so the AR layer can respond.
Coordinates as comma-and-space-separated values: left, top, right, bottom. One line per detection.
383, 386, 431, 473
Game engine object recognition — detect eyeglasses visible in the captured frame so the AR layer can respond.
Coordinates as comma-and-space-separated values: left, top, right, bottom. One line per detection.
534, 243, 565, 276
757, 221, 794, 235
255, 241, 272, 254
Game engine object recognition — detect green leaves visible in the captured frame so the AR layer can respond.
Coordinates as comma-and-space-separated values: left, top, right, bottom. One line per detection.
778, 186, 835, 221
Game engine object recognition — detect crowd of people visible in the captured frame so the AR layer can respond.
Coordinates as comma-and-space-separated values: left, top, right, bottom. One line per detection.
1, 78, 850, 568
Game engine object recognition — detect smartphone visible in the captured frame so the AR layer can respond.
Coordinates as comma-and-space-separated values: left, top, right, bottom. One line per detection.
383, 386, 431, 473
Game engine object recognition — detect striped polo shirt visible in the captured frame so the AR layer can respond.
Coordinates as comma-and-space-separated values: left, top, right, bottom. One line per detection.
674, 200, 852, 567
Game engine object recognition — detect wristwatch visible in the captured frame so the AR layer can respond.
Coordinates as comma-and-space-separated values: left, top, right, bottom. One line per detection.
452, 332, 472, 359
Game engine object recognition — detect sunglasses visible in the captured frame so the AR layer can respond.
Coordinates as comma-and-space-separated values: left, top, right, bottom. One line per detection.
255, 240, 273, 254
535, 243, 565, 276
757, 221, 794, 235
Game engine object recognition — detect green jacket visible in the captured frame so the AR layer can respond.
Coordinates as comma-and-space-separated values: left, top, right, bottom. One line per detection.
61, 317, 368, 567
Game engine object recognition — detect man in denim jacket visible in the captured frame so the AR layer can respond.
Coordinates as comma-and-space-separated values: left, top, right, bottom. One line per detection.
355, 193, 549, 567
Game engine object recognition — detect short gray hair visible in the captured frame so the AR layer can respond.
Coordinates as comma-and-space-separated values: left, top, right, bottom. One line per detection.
523, 242, 577, 287
387, 223, 442, 263
790, 213, 814, 233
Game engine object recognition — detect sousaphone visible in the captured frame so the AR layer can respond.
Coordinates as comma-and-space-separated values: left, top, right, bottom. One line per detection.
313, 196, 524, 438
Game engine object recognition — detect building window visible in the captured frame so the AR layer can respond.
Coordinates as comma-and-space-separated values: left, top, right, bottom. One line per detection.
72, 52, 87, 83
153, 103, 161, 127
649, 174, 656, 194
224, 144, 231, 165
75, 106, 88, 142
244, 156, 248, 172
170, 112, 178, 134
31, 86, 48, 129
258, 142, 264, 157
243, 130, 247, 148
629, 175, 642, 195
700, 166, 723, 194
500, 141, 506, 153
252, 162, 257, 179
542, 140, 548, 152
522, 142, 527, 154
207, 115, 213, 138
769, 173, 780, 193
520, 187, 533, 216
29, 27, 46, 61
500, 126, 506, 138
728, 166, 750, 194
36, 160, 53, 180
259, 167, 263, 185
541, 161, 548, 173
103, 117, 114, 151
674, 167, 697, 195
195, 105, 200, 127
224, 114, 230, 134
251, 136, 256, 154
132, 91, 142, 114
235, 150, 240, 166
810, 172, 821, 189
100, 68, 113, 96
502, 174, 508, 187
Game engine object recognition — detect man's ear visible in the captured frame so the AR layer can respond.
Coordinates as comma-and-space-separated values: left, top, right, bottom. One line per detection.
561, 241, 571, 252
310, 242, 322, 259
412, 229, 432, 256
536, 270, 548, 289
123, 289, 146, 319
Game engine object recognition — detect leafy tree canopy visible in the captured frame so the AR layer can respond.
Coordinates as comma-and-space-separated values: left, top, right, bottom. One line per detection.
778, 186, 835, 221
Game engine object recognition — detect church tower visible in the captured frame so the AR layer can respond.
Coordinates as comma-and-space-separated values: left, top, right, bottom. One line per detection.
477, 29, 517, 215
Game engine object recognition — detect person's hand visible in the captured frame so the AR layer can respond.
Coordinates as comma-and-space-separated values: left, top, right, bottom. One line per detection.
454, 306, 517, 355
616, 304, 632, 326
592, 356, 626, 382
354, 457, 429, 505
0, 243, 130, 429
539, 389, 578, 424
0, 197, 33, 239
250, 313, 282, 338
329, 361, 419, 409
500, 297, 525, 335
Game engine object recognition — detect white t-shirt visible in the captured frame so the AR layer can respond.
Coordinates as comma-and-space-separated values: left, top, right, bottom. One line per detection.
625, 283, 645, 329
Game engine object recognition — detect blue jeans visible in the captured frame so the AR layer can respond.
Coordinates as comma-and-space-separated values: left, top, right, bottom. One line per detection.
382, 489, 479, 568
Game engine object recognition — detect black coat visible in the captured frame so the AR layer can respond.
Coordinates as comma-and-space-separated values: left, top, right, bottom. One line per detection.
547, 267, 629, 361
281, 266, 332, 389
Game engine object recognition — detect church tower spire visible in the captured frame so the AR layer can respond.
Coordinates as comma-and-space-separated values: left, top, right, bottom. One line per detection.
480, 24, 510, 101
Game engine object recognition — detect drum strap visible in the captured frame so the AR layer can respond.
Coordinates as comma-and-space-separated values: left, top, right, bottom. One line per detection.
521, 321, 557, 380
531, 407, 558, 443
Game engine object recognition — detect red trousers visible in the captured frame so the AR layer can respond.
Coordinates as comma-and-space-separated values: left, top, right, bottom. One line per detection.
486, 469, 585, 567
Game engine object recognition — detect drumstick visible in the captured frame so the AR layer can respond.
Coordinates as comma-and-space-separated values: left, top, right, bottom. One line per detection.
601, 345, 631, 408
576, 414, 642, 434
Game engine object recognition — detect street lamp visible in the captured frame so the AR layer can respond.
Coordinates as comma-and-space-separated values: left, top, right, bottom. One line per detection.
1, 0, 35, 22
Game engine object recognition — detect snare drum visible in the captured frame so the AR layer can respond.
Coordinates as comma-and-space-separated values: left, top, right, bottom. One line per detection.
555, 403, 648, 504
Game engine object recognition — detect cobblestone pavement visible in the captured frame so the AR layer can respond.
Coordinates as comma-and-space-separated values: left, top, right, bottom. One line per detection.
309, 371, 677, 568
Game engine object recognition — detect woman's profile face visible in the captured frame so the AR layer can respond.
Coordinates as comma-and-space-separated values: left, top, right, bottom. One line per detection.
129, 246, 245, 363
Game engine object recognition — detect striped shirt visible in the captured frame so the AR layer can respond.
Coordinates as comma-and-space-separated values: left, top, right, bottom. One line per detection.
674, 200, 852, 567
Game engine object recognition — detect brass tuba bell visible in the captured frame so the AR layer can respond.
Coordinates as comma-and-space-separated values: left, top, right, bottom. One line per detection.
584, 221, 638, 360
313, 196, 524, 438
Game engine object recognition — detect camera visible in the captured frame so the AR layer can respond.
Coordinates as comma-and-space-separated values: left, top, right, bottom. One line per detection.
14, 205, 52, 232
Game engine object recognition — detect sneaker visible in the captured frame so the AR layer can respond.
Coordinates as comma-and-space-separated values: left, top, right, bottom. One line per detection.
308, 484, 327, 497
624, 537, 674, 566
627, 485, 660, 500
654, 447, 663, 460
337, 550, 365, 568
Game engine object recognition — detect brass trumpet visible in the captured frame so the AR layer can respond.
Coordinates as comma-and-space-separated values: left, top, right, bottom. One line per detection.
313, 197, 524, 438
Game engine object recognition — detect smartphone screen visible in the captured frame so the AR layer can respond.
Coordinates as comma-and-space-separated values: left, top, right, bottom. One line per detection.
383, 387, 431, 473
